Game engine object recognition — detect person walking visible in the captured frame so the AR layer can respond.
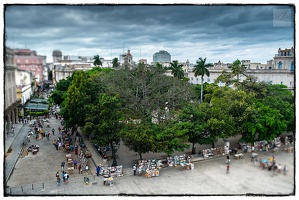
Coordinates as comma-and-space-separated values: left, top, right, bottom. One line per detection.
96, 166, 101, 176
57, 177, 61, 186
52, 128, 55, 135
226, 155, 230, 164
226, 164, 230, 174
64, 172, 69, 184
133, 165, 137, 176
62, 171, 66, 183
78, 164, 81, 174
73, 159, 77, 169
61, 161, 65, 171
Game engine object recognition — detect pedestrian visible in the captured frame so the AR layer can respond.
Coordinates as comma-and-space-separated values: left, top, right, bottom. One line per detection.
57, 177, 61, 186
226, 155, 230, 164
226, 164, 230, 174
58, 126, 61, 132
133, 165, 136, 176
73, 159, 77, 169
78, 164, 81, 174
56, 171, 59, 178
96, 166, 101, 176
52, 128, 55, 135
251, 145, 255, 152
61, 161, 65, 171
64, 173, 69, 184
62, 171, 65, 183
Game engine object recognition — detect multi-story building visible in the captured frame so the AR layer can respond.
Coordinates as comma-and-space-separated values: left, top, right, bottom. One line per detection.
52, 50, 62, 63
53, 63, 93, 84
271, 47, 294, 71
187, 48, 294, 90
119, 50, 133, 65
4, 47, 21, 136
13, 48, 45, 83
153, 50, 171, 63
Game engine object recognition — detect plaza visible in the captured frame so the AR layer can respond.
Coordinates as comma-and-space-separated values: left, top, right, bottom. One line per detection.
4, 115, 295, 196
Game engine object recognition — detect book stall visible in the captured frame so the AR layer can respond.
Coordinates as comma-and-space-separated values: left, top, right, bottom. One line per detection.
167, 155, 194, 170
66, 153, 74, 174
78, 148, 89, 173
202, 146, 226, 159
101, 165, 124, 178
133, 159, 160, 178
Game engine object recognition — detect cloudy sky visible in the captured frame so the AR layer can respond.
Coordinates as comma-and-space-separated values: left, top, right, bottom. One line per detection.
3, 3, 295, 64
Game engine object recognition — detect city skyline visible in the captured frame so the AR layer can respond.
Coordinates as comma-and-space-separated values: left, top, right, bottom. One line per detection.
4, 3, 295, 64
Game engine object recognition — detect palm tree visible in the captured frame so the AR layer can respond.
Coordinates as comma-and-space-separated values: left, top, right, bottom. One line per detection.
93, 55, 102, 67
112, 58, 120, 68
168, 60, 184, 79
193, 57, 213, 103
228, 59, 247, 83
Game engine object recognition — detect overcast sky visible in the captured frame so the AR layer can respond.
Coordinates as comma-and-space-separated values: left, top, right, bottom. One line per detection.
4, 4, 295, 64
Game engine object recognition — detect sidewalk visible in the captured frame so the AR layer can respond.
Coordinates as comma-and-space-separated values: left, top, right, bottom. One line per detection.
4, 121, 29, 184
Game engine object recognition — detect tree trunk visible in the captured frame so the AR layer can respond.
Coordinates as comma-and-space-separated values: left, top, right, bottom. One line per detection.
212, 143, 215, 148
192, 143, 195, 154
139, 152, 143, 160
201, 76, 204, 103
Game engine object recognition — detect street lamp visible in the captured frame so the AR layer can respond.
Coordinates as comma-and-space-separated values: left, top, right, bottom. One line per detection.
111, 140, 120, 167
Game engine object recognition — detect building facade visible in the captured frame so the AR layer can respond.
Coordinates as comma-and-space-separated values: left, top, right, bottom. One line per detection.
187, 48, 294, 89
153, 50, 171, 63
272, 47, 294, 71
4, 47, 21, 136
13, 49, 45, 83
119, 50, 133, 65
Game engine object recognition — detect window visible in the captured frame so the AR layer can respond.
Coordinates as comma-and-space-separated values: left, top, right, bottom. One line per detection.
207, 78, 210, 83
290, 61, 294, 71
26, 59, 28, 63
17, 59, 20, 63
278, 61, 282, 69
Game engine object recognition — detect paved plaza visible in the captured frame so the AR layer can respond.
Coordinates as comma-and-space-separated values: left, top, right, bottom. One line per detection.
4, 115, 296, 196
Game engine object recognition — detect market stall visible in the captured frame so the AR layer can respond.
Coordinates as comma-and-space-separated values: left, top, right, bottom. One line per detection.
103, 177, 113, 186
101, 165, 124, 177
66, 154, 74, 174
234, 153, 244, 160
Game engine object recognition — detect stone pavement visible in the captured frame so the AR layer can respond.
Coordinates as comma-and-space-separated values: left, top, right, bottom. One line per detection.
4, 114, 296, 196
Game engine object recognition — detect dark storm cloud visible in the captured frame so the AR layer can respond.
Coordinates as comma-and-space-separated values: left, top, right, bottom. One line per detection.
4, 4, 294, 63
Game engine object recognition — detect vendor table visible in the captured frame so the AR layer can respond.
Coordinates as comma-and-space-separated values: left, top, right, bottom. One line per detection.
234, 153, 244, 159
32, 149, 38, 155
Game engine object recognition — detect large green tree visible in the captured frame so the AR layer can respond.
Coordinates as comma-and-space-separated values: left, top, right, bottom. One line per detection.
193, 57, 213, 103
241, 101, 287, 143
154, 120, 191, 156
106, 62, 194, 122
121, 121, 156, 160
83, 94, 122, 166
49, 76, 73, 106
179, 103, 207, 154
63, 70, 89, 128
